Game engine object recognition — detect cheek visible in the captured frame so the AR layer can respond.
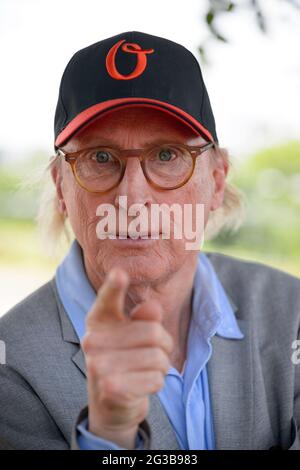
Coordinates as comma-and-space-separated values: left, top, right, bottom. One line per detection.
61, 171, 99, 240
184, 167, 213, 206
197, 160, 215, 199
182, 166, 214, 229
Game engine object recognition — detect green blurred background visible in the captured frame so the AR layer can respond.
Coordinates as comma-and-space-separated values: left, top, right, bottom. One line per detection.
1, 140, 299, 313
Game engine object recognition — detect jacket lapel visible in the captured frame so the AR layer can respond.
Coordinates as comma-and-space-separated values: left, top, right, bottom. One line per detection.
72, 348, 87, 377
52, 278, 87, 378
203, 258, 255, 450
147, 394, 181, 449
207, 317, 254, 449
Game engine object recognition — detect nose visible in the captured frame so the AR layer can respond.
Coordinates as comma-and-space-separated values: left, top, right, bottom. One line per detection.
113, 156, 154, 209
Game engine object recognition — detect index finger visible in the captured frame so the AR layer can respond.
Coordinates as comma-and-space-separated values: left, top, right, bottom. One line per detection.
87, 267, 129, 324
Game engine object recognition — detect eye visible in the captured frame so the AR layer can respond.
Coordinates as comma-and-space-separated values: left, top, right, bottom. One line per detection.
93, 150, 113, 163
158, 148, 176, 162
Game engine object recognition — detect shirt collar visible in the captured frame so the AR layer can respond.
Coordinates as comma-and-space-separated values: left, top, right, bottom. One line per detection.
55, 239, 243, 341
192, 252, 244, 340
55, 239, 95, 340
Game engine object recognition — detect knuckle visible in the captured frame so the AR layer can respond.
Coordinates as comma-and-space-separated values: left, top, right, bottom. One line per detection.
152, 348, 169, 373
149, 323, 162, 344
101, 375, 119, 397
164, 333, 174, 354
162, 356, 171, 374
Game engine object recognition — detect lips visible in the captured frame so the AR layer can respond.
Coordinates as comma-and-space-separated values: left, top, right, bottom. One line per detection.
104, 232, 161, 239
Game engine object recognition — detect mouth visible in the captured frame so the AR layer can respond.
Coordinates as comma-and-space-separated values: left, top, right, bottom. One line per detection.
104, 232, 162, 239
98, 232, 162, 246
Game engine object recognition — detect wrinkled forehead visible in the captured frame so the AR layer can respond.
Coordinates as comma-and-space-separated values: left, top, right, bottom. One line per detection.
62, 106, 208, 150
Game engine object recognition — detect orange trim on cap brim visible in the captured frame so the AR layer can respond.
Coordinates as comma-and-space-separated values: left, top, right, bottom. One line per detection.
55, 97, 214, 147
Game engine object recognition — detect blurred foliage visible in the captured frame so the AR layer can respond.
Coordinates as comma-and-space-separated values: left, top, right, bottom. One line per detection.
206, 140, 300, 276
0, 150, 47, 219
199, 0, 300, 64
0, 141, 300, 277
0, 218, 57, 268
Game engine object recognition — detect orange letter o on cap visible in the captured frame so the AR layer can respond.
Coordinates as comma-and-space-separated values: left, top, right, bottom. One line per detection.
106, 39, 154, 81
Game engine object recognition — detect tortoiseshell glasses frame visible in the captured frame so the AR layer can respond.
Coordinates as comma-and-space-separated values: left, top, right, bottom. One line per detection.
55, 141, 215, 193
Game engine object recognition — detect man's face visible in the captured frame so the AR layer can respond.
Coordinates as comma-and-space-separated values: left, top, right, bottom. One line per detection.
52, 106, 227, 286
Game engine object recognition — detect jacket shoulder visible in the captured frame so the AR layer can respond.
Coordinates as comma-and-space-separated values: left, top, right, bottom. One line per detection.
204, 251, 300, 324
0, 278, 60, 343
205, 250, 300, 288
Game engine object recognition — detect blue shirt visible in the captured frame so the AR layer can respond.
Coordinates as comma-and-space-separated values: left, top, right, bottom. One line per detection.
55, 239, 244, 450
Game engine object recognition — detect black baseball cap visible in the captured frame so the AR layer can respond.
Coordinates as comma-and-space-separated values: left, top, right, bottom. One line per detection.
54, 31, 218, 150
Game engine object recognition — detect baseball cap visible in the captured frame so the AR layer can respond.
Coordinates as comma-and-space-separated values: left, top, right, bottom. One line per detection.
54, 31, 218, 150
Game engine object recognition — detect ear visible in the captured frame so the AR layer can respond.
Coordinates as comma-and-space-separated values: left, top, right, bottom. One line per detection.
51, 163, 68, 216
210, 158, 229, 211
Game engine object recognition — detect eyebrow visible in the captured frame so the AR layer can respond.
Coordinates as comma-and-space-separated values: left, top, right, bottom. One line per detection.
83, 138, 207, 148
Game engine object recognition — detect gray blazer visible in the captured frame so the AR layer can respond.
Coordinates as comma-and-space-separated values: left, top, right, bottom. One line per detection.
0, 252, 299, 450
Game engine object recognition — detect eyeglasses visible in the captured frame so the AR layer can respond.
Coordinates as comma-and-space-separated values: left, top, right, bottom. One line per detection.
56, 141, 215, 193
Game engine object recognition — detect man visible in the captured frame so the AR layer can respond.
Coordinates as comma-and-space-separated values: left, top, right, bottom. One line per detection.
0, 31, 299, 450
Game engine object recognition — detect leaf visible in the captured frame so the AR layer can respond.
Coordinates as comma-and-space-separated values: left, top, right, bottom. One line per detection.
227, 2, 235, 12
206, 10, 215, 25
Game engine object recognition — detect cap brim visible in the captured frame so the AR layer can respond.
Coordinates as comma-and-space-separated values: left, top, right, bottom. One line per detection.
55, 97, 214, 148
